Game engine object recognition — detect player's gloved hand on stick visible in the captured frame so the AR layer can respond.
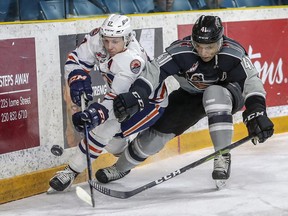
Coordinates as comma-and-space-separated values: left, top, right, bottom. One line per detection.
72, 102, 109, 132
113, 91, 146, 123
242, 102, 274, 145
68, 69, 93, 107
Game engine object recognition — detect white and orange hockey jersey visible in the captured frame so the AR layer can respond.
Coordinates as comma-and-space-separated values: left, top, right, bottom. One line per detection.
64, 28, 168, 160
65, 28, 168, 118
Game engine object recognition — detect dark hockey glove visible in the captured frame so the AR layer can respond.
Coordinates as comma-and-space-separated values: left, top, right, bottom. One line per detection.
242, 105, 274, 145
68, 69, 93, 107
72, 102, 109, 132
113, 91, 146, 123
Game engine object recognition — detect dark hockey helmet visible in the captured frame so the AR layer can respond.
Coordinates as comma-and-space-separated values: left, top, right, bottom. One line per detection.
192, 15, 224, 44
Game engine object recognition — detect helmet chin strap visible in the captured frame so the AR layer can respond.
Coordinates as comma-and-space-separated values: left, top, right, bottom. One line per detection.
217, 38, 223, 51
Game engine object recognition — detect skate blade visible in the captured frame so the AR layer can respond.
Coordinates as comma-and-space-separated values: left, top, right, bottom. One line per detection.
215, 180, 226, 190
46, 186, 73, 194
46, 187, 58, 194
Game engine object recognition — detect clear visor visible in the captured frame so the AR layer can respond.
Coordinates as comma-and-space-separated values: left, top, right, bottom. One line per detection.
192, 38, 223, 51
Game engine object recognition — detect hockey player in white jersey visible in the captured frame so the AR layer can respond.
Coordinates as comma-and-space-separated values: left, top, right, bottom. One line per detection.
48, 14, 168, 192
95, 15, 274, 188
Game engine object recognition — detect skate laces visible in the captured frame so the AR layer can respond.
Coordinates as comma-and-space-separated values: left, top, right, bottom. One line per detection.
103, 165, 128, 180
55, 168, 77, 184
214, 154, 230, 172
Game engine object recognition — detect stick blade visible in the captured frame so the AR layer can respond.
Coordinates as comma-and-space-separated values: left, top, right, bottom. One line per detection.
89, 180, 132, 199
76, 186, 93, 206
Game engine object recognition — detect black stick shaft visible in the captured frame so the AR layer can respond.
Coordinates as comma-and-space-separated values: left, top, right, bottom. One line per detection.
90, 136, 251, 199
81, 96, 95, 207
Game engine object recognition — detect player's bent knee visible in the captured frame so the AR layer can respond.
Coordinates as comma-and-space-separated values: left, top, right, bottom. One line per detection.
105, 137, 128, 156
203, 85, 233, 114
133, 128, 175, 157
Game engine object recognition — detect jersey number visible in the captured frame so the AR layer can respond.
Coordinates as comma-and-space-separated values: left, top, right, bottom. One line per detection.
242, 56, 254, 70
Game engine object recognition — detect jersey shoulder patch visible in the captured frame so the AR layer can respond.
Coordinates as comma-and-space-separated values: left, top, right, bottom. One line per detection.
112, 51, 145, 76
166, 40, 193, 55
219, 37, 246, 60
130, 59, 142, 74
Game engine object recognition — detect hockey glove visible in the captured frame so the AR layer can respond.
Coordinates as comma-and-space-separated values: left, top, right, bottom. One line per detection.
68, 69, 93, 107
114, 91, 146, 123
72, 102, 109, 132
242, 97, 274, 145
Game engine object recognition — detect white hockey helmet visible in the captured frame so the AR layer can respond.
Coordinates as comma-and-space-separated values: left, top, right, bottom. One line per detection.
100, 14, 132, 47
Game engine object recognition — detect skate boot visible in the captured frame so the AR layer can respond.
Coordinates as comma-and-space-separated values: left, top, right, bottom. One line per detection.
212, 153, 231, 189
48, 166, 79, 192
96, 164, 130, 183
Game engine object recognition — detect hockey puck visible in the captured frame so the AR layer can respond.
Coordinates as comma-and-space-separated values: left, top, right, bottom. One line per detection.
51, 145, 63, 156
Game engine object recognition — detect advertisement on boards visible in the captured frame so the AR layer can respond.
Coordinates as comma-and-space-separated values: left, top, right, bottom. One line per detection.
0, 38, 39, 154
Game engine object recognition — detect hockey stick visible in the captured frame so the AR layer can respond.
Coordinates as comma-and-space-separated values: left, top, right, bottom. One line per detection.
76, 186, 93, 206
89, 135, 251, 199
81, 95, 96, 207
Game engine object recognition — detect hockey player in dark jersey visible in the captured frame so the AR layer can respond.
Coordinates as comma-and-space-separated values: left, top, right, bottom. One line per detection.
94, 15, 274, 188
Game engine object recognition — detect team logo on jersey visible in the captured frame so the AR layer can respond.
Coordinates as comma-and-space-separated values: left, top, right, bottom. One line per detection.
186, 73, 211, 90
130, 59, 141, 74
186, 62, 199, 74
191, 62, 199, 72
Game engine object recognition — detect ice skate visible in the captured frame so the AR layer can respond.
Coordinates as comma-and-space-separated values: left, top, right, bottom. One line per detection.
96, 164, 131, 183
212, 153, 231, 189
47, 166, 79, 193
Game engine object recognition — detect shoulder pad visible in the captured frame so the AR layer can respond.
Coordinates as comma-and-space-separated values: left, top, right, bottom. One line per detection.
219, 37, 246, 60
182, 35, 192, 40
166, 40, 193, 55
113, 52, 145, 75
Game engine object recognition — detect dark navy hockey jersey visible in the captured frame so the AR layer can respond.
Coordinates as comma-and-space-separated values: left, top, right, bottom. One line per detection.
136, 35, 266, 104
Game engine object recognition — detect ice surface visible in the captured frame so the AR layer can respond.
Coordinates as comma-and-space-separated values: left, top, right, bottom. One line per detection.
1, 133, 288, 216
